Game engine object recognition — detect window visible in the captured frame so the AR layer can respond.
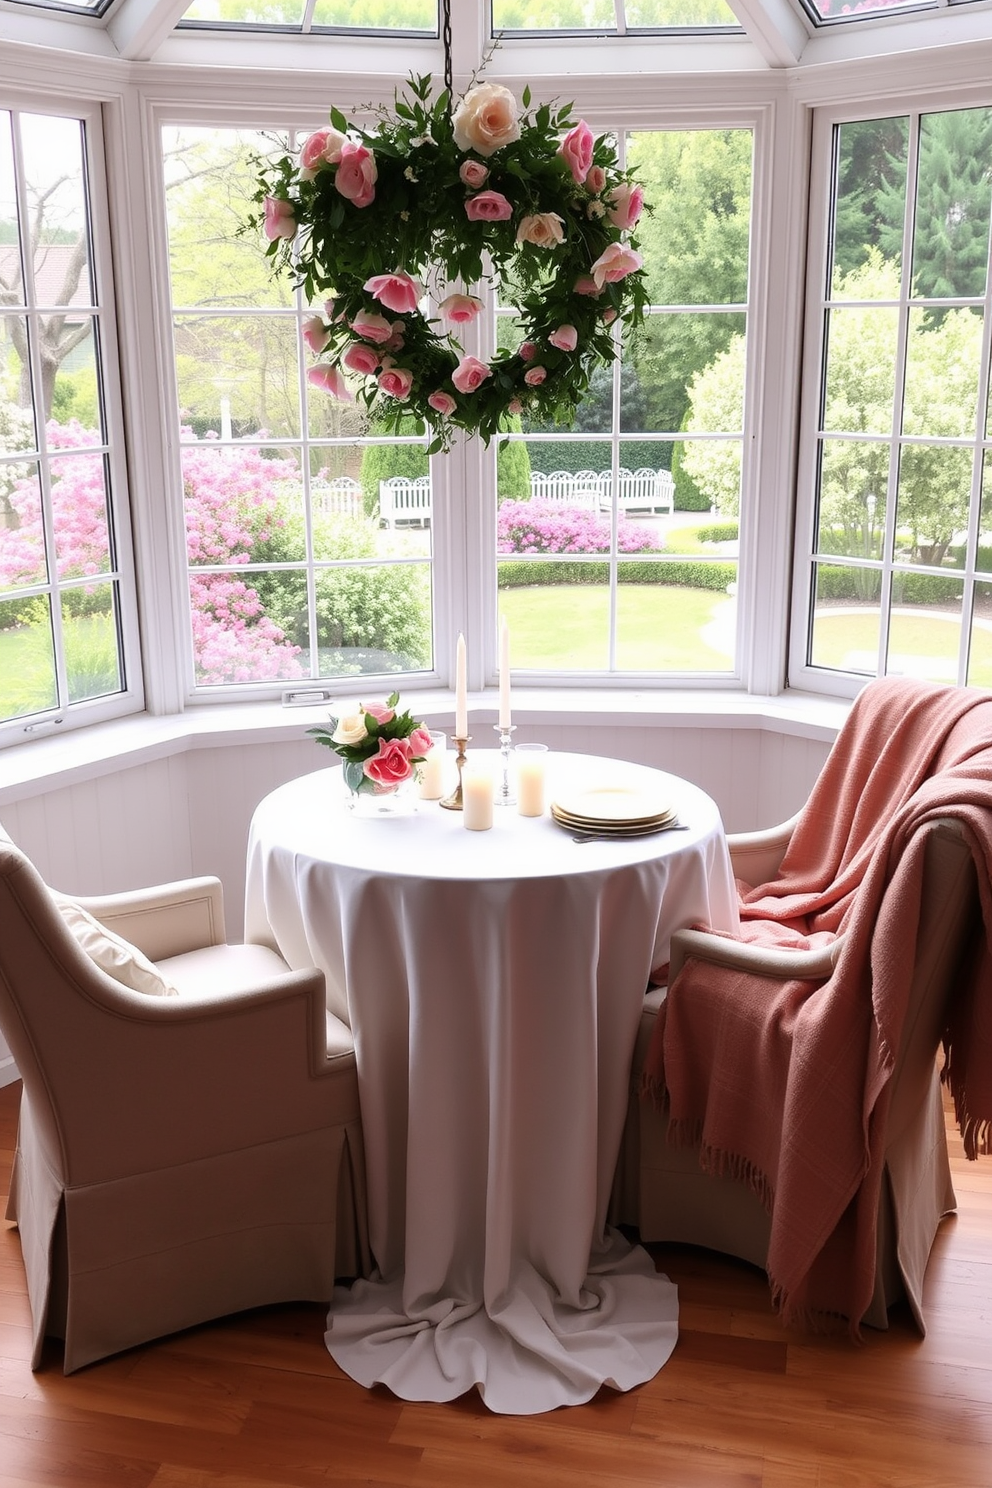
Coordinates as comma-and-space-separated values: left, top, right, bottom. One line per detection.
794, 103, 992, 691
162, 125, 434, 693
497, 127, 752, 677
0, 105, 139, 740
490, 0, 741, 33
179, 0, 437, 32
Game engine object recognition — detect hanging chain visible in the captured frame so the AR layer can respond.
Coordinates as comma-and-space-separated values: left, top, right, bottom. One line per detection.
442, 0, 453, 107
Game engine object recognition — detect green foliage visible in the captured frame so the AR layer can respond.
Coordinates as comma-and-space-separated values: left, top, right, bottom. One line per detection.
251, 75, 649, 452
497, 555, 734, 589
248, 500, 431, 667
626, 128, 752, 437
51, 367, 99, 429
496, 423, 532, 499
671, 430, 708, 511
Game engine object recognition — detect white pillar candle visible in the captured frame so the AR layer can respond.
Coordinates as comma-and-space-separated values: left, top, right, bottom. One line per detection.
462, 764, 494, 830
455, 633, 468, 739
498, 616, 511, 730
515, 743, 548, 818
417, 731, 447, 800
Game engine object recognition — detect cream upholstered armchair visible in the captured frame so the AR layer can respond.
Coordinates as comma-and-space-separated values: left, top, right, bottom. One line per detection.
614, 811, 980, 1332
0, 824, 369, 1374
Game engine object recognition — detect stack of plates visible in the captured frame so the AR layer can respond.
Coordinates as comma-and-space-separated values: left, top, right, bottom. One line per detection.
550, 783, 680, 838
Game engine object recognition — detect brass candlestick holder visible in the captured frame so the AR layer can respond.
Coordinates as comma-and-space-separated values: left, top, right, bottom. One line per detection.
439, 735, 470, 810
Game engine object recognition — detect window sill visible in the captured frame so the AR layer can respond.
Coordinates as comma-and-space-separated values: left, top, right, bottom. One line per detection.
0, 687, 851, 806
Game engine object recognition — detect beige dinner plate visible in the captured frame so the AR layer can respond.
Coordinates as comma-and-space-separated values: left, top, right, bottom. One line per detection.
552, 811, 681, 839
550, 783, 677, 828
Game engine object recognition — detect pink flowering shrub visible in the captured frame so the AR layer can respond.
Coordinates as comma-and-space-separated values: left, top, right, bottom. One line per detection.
0, 421, 111, 619
180, 434, 303, 684
0, 419, 304, 684
496, 500, 660, 556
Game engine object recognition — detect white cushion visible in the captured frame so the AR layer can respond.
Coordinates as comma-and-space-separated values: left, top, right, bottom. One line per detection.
52, 892, 179, 997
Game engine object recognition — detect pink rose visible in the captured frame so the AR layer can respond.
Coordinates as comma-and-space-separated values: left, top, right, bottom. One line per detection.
363, 700, 396, 725
586, 165, 606, 194
573, 275, 602, 297
378, 363, 414, 401
299, 127, 347, 177
302, 315, 330, 354
408, 725, 433, 758
342, 341, 380, 376
464, 190, 513, 222
451, 356, 492, 394
307, 363, 353, 401
601, 307, 618, 324
590, 243, 643, 288
558, 120, 594, 184
516, 212, 565, 248
263, 196, 296, 241
607, 182, 645, 231
518, 340, 536, 362
523, 366, 547, 386
351, 310, 394, 344
439, 293, 483, 324
507, 398, 523, 415
335, 141, 377, 208
459, 159, 490, 188
549, 324, 578, 352
428, 390, 457, 416
384, 323, 406, 352
364, 737, 414, 788
364, 270, 421, 315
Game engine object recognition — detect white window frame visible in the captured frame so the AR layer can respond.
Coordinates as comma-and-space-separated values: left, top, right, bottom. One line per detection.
790, 79, 992, 698
0, 91, 143, 748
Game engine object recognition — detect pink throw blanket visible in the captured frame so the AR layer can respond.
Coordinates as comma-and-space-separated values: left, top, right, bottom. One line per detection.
642, 677, 992, 1331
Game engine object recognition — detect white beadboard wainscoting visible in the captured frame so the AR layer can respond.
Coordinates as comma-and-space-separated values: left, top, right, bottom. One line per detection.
0, 692, 846, 1088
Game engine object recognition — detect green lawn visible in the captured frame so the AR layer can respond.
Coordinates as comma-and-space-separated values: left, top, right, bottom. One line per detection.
812, 606, 992, 684
499, 585, 735, 671
0, 612, 120, 719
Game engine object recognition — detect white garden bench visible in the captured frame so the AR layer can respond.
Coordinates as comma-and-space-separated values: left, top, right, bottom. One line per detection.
598, 467, 675, 516
312, 475, 363, 517
527, 470, 600, 508
379, 475, 432, 528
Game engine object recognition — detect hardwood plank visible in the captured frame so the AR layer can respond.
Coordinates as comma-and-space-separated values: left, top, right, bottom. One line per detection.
0, 1078, 990, 1488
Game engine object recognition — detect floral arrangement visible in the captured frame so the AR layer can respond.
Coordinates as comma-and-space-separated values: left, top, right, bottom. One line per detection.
308, 691, 431, 796
252, 75, 648, 454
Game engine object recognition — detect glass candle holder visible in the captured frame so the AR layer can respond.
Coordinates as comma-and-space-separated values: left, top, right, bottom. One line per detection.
515, 742, 549, 817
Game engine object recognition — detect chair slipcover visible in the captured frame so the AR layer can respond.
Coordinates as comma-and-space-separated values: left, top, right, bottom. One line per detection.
0, 829, 370, 1373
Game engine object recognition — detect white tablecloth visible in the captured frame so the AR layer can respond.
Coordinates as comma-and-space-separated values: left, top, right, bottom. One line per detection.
244, 752, 739, 1414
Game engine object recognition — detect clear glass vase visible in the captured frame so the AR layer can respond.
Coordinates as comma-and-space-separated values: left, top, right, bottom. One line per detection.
346, 778, 417, 816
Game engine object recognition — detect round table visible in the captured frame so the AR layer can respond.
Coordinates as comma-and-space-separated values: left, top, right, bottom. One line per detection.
244, 751, 739, 1414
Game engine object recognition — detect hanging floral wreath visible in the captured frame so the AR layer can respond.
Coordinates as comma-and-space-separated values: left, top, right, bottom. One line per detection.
251, 75, 648, 455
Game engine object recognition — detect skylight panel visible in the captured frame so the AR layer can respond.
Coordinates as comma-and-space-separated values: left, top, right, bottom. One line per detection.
179, 0, 437, 29
490, 0, 741, 31
797, 0, 938, 23
1, 0, 113, 14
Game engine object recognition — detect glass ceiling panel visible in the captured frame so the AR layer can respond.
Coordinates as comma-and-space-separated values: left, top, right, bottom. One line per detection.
491, 0, 741, 29
798, 0, 937, 23
2, 0, 112, 13
180, 0, 437, 29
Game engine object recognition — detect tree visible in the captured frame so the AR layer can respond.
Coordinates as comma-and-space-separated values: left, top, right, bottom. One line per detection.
626, 128, 752, 437
682, 250, 984, 559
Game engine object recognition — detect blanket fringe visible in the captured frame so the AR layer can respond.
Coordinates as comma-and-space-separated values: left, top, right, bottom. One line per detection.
698, 1142, 776, 1214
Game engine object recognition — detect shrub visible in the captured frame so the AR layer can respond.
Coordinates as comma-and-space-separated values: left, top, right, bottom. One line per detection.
497, 500, 659, 555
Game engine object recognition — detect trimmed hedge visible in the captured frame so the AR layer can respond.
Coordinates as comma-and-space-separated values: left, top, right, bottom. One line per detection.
498, 558, 735, 590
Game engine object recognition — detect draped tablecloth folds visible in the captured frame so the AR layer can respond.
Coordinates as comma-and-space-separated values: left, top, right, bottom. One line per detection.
245, 752, 738, 1414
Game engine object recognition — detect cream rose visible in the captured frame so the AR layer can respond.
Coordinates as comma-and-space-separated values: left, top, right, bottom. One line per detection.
515, 213, 565, 249
331, 711, 369, 746
452, 83, 521, 158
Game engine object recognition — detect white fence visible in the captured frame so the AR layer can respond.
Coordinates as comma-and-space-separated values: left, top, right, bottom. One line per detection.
312, 475, 363, 517
374, 468, 675, 527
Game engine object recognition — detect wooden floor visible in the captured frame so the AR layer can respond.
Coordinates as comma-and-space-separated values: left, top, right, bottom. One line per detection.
1, 1079, 990, 1488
